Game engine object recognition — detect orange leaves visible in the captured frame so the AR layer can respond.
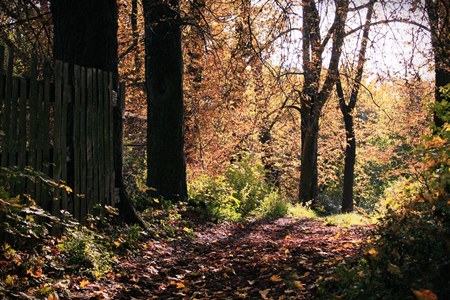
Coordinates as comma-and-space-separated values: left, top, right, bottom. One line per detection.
27, 267, 43, 278
367, 248, 378, 257
270, 274, 282, 282
79, 278, 90, 289
412, 289, 438, 300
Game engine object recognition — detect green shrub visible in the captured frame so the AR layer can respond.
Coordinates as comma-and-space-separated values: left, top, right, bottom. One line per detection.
58, 228, 112, 278
188, 153, 280, 222
252, 191, 288, 218
188, 174, 241, 222
322, 212, 372, 227
225, 154, 270, 214
318, 86, 450, 299
288, 203, 319, 219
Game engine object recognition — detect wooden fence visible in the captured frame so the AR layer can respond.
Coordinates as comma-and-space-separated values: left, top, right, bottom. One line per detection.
0, 45, 119, 221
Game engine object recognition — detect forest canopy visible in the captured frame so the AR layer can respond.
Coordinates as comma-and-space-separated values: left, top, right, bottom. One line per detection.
0, 0, 449, 299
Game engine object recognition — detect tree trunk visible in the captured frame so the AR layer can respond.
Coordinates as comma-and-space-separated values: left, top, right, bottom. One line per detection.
143, 0, 187, 202
425, 0, 450, 129
51, 0, 143, 225
299, 117, 319, 204
336, 0, 374, 213
52, 0, 118, 74
341, 106, 355, 212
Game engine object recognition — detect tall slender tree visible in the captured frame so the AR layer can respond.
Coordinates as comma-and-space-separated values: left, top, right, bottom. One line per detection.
142, 0, 187, 202
335, 0, 376, 212
299, 0, 349, 205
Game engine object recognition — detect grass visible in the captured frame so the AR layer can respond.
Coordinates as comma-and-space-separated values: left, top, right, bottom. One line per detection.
288, 204, 319, 219
287, 204, 375, 227
322, 212, 374, 227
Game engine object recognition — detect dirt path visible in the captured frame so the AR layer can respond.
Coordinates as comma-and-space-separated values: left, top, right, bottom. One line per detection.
78, 218, 371, 299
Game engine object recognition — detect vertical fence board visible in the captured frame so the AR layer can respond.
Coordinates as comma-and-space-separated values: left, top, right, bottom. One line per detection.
18, 77, 27, 193
73, 65, 81, 220
28, 55, 38, 198
97, 70, 105, 210
35, 82, 44, 204
108, 75, 116, 205
0, 47, 117, 220
53, 61, 63, 216
80, 66, 87, 220
8, 77, 19, 172
103, 71, 111, 205
1, 48, 13, 167
92, 69, 99, 211
86, 68, 94, 215
61, 63, 69, 212
40, 62, 51, 210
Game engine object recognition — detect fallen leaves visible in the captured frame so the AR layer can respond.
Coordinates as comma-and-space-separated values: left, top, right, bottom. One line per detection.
412, 289, 438, 300
0, 218, 370, 299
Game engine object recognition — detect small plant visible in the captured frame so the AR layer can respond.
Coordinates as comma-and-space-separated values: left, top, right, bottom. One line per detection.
288, 203, 319, 219
58, 228, 112, 278
252, 191, 288, 218
322, 212, 372, 227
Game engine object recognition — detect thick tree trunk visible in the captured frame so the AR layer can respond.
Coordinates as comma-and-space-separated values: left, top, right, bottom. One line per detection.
143, 0, 188, 202
52, 0, 118, 74
299, 117, 319, 204
341, 106, 355, 212
51, 0, 144, 225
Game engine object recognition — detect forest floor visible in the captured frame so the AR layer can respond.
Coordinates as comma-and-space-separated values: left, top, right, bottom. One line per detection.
66, 217, 372, 299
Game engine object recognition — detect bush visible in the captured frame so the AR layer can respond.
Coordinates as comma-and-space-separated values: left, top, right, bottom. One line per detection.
225, 154, 271, 214
188, 174, 241, 222
318, 86, 450, 299
287, 203, 319, 219
58, 228, 112, 278
188, 153, 281, 222
252, 191, 288, 218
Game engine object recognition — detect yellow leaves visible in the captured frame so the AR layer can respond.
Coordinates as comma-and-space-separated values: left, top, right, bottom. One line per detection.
47, 293, 59, 300
426, 136, 446, 148
292, 280, 305, 290
177, 282, 186, 289
170, 280, 186, 289
367, 248, 378, 257
4, 274, 17, 285
79, 279, 90, 288
183, 227, 192, 233
270, 274, 282, 282
113, 241, 121, 247
412, 289, 438, 300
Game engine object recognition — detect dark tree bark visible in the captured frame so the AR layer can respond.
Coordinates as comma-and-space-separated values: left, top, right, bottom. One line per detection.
51, 0, 118, 74
335, 0, 375, 213
142, 0, 187, 202
424, 0, 450, 129
51, 0, 144, 225
298, 0, 349, 205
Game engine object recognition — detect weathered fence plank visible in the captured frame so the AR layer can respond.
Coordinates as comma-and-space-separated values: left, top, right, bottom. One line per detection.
0, 49, 119, 221
28, 55, 39, 198
18, 77, 27, 193
1, 48, 13, 167
79, 66, 88, 220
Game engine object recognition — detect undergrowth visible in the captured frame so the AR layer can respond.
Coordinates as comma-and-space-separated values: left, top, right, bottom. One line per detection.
318, 85, 450, 299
